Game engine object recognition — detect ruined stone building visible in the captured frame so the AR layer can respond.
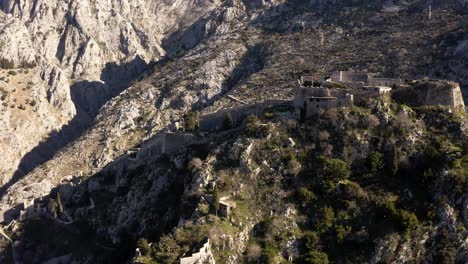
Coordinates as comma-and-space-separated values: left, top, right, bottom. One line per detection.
294, 72, 401, 120
330, 71, 402, 88
294, 73, 465, 121
294, 79, 354, 120
331, 71, 369, 83
219, 197, 237, 218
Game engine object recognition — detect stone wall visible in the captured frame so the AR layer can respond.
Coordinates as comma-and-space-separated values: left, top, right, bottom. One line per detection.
351, 86, 392, 97
329, 72, 402, 88
164, 133, 195, 154
306, 97, 338, 116
199, 104, 263, 131
294, 86, 327, 113
368, 78, 402, 87
137, 132, 195, 160
179, 238, 215, 264
331, 71, 369, 83
294, 86, 353, 118
392, 80, 465, 109
452, 83, 466, 109
200, 100, 291, 132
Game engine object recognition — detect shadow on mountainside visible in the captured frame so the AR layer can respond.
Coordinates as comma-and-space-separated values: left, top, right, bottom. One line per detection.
0, 133, 208, 263
188, 42, 270, 111
0, 56, 150, 198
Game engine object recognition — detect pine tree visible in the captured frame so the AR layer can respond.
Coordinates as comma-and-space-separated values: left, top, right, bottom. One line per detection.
391, 146, 399, 176
183, 111, 198, 132
222, 112, 234, 130
212, 185, 220, 216
137, 238, 151, 256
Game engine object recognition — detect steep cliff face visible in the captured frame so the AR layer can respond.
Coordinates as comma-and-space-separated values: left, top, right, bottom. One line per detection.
0, 0, 466, 217
0, 0, 223, 76
303, 0, 468, 10
0, 0, 261, 213
0, 67, 73, 185
0, 0, 222, 186
0, 2, 466, 262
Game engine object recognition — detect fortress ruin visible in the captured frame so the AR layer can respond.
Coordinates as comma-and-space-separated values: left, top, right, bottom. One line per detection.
295, 71, 465, 120
392, 80, 465, 109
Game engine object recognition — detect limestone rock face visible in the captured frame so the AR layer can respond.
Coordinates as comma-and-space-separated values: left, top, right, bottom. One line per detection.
0, 16, 37, 68
0, 0, 223, 186
0, 0, 253, 211
0, 68, 71, 185
42, 65, 76, 118
0, 0, 224, 79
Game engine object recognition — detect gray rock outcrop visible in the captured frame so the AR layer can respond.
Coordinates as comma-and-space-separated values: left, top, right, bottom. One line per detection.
0, 0, 223, 186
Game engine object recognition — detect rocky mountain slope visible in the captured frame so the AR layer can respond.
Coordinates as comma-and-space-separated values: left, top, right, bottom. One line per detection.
0, 0, 466, 263
0, 0, 223, 186
2, 97, 467, 263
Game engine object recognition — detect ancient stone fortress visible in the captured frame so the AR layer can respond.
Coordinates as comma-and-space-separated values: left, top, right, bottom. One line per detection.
294, 71, 465, 120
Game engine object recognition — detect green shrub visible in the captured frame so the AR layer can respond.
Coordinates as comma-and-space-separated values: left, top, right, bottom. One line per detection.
318, 156, 351, 181
335, 225, 351, 244
390, 146, 399, 175
262, 242, 277, 263
211, 185, 220, 215
183, 111, 198, 132
281, 148, 297, 163
245, 115, 268, 137
340, 181, 366, 200
303, 231, 320, 250
424, 145, 442, 168
382, 200, 399, 217
432, 229, 457, 264
368, 152, 384, 175
222, 112, 234, 130
153, 236, 181, 263
0, 58, 14, 69
0, 90, 8, 101
315, 207, 335, 232
398, 210, 419, 232
305, 250, 329, 264
427, 204, 437, 219
322, 207, 335, 228
380, 200, 419, 232
263, 112, 274, 119
297, 187, 317, 204
137, 238, 151, 256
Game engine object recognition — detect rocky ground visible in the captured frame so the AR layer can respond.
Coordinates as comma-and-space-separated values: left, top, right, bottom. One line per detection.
0, 0, 467, 263
1, 97, 466, 263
